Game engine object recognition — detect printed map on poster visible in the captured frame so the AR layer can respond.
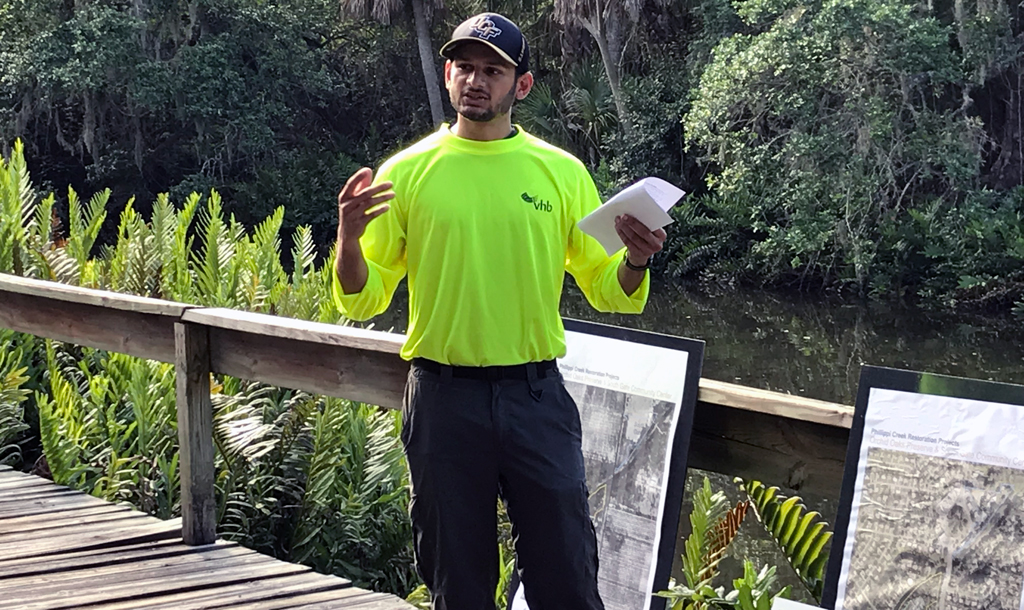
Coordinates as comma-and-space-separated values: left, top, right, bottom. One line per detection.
834, 388, 1024, 610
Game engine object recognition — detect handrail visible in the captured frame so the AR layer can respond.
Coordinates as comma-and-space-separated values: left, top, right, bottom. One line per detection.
0, 273, 854, 543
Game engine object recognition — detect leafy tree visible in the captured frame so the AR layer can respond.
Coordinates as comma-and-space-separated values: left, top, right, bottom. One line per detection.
0, 0, 430, 244
552, 0, 645, 134
685, 0, 986, 291
343, 0, 447, 126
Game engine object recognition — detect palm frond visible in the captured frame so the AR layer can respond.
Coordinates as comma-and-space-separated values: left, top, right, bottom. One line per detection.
194, 191, 238, 307
167, 192, 201, 302
0, 140, 38, 275
737, 478, 833, 601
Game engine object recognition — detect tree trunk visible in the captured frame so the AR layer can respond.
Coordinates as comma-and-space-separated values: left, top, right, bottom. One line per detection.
411, 0, 444, 126
991, 63, 1022, 189
582, 18, 633, 136
132, 0, 149, 57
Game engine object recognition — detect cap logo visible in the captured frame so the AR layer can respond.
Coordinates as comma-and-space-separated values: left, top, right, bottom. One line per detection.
471, 16, 502, 40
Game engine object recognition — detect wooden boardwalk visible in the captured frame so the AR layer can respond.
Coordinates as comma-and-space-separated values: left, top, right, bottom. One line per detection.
0, 466, 413, 610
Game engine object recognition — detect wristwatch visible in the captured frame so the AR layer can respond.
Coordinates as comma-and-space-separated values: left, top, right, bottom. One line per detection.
623, 253, 650, 271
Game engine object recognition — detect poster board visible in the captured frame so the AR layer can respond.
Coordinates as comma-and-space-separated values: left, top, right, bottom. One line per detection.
822, 365, 1024, 610
509, 318, 704, 610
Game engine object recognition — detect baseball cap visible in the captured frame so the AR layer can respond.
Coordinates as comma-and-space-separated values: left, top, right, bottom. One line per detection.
439, 13, 530, 73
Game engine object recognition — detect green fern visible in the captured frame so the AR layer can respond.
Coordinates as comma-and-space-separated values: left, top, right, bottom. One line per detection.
0, 149, 416, 594
685, 477, 732, 592
279, 225, 322, 320
23, 190, 58, 281
0, 332, 31, 465
37, 343, 88, 486
166, 193, 201, 302
66, 187, 108, 279
658, 477, 734, 609
736, 479, 833, 601
0, 140, 37, 276
729, 562, 792, 610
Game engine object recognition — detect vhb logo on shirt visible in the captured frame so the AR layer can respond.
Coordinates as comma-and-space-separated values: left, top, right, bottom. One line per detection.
521, 192, 552, 212
471, 17, 502, 40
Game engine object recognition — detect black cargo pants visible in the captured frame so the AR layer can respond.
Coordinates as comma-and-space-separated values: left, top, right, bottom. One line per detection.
402, 358, 605, 610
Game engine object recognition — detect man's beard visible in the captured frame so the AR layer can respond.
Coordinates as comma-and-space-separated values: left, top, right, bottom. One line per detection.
455, 82, 516, 123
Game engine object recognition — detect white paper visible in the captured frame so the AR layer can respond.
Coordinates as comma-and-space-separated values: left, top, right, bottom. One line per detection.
578, 177, 686, 256
511, 329, 691, 610
834, 388, 1024, 610
773, 599, 823, 610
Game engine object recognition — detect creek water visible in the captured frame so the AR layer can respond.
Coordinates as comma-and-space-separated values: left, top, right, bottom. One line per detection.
562, 282, 1024, 405
376, 281, 1024, 402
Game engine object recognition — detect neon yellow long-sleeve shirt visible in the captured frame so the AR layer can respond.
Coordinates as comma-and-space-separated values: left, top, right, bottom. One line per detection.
333, 125, 649, 366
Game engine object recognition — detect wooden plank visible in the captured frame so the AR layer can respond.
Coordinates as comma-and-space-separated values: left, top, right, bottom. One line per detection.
0, 485, 75, 501
0, 487, 79, 502
0, 468, 44, 480
0, 274, 192, 316
0, 514, 168, 551
288, 594, 412, 610
1, 551, 282, 604
86, 571, 349, 610
0, 492, 111, 515
0, 473, 52, 488
0, 291, 181, 363
11, 555, 311, 610
0, 544, 261, 592
0, 518, 181, 560
0, 477, 55, 491
176, 321, 216, 546
0, 489, 106, 509
208, 588, 385, 610
0, 480, 74, 495
689, 401, 850, 499
181, 308, 405, 355
0, 513, 158, 543
0, 509, 140, 536
206, 327, 408, 410
698, 378, 853, 429
0, 538, 205, 576
0, 504, 130, 531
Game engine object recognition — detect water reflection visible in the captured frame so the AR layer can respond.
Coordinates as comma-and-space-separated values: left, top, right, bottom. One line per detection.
560, 282, 1024, 405
373, 281, 1024, 405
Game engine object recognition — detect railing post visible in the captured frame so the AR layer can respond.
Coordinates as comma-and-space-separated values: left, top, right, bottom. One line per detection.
175, 321, 216, 545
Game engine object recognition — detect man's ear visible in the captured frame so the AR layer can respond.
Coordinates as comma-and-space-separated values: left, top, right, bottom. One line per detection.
515, 72, 534, 100
444, 59, 453, 87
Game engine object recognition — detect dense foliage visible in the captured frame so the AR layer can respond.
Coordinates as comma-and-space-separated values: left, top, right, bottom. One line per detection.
3, 0, 1022, 311
0, 141, 418, 594
675, 0, 1024, 311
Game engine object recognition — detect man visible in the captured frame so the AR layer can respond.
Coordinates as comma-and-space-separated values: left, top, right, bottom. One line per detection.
334, 12, 666, 610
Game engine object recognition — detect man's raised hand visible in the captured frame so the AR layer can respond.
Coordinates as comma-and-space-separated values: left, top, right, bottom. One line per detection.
335, 167, 394, 295
336, 167, 395, 247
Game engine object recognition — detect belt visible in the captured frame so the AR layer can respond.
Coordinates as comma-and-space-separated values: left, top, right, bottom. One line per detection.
412, 358, 558, 381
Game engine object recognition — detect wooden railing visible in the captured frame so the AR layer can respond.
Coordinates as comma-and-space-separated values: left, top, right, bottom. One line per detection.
0, 273, 855, 546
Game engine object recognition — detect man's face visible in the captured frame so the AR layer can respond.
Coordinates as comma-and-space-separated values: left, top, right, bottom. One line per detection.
445, 43, 523, 123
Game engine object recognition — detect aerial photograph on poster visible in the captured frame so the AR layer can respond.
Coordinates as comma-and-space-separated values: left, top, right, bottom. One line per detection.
841, 447, 1024, 610
568, 381, 678, 609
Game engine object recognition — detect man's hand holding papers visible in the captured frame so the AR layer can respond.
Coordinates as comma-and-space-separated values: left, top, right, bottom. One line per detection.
578, 177, 686, 257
